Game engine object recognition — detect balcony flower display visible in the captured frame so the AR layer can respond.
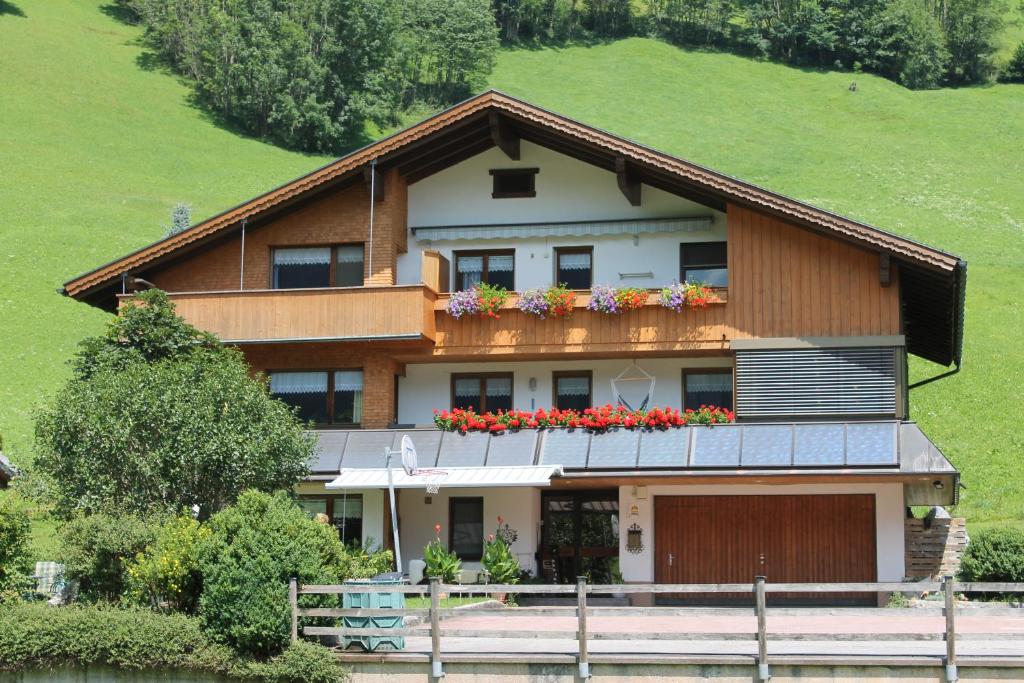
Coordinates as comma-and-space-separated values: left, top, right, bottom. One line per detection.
446, 282, 510, 319
518, 284, 576, 319
588, 285, 649, 313
433, 404, 734, 433
658, 281, 713, 311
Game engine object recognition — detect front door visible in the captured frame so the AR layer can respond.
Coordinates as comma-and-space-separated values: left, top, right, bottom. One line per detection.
654, 494, 877, 604
540, 490, 619, 584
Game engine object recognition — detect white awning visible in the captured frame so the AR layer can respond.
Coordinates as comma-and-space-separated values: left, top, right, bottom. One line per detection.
326, 465, 564, 489
411, 216, 713, 242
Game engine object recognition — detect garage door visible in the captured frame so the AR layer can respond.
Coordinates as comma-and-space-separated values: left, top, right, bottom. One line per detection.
654, 494, 876, 605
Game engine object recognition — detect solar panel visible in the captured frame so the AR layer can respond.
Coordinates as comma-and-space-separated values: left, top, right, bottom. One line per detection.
485, 430, 538, 466
538, 429, 590, 468
341, 432, 395, 468
437, 432, 489, 467
391, 431, 443, 467
637, 428, 689, 468
309, 431, 347, 473
586, 429, 640, 468
690, 425, 741, 466
846, 422, 898, 465
793, 424, 846, 465
741, 425, 793, 466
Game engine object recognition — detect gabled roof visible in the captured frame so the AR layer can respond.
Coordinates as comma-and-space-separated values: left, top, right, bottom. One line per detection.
62, 90, 966, 366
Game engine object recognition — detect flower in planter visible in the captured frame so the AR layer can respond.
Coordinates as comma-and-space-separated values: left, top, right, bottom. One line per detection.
446, 288, 481, 319
544, 284, 575, 317
613, 287, 649, 311
447, 283, 509, 319
517, 288, 549, 318
432, 404, 734, 432
659, 281, 712, 311
587, 284, 619, 313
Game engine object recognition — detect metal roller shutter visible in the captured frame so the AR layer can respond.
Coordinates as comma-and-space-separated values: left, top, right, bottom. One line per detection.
735, 347, 897, 418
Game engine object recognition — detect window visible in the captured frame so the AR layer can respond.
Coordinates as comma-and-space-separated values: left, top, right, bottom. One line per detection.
272, 245, 364, 289
683, 369, 733, 411
454, 250, 514, 291
555, 247, 593, 289
680, 242, 728, 287
298, 495, 363, 546
553, 371, 592, 412
449, 497, 484, 560
451, 373, 513, 413
269, 370, 363, 425
490, 168, 538, 198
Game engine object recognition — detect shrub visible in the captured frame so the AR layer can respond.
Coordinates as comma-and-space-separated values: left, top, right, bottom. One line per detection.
125, 514, 211, 613
424, 524, 461, 582
197, 490, 344, 656
482, 521, 520, 585
959, 526, 1024, 582
0, 498, 32, 597
0, 602, 344, 683
164, 202, 191, 237
336, 541, 395, 580
1001, 42, 1024, 83
60, 512, 159, 602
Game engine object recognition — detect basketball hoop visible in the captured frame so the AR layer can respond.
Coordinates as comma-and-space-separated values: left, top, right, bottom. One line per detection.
399, 435, 448, 494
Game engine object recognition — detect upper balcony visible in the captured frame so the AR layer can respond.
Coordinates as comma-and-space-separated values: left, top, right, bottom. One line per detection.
122, 285, 438, 345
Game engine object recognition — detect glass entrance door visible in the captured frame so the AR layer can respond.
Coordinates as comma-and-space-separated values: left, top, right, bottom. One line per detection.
540, 490, 619, 584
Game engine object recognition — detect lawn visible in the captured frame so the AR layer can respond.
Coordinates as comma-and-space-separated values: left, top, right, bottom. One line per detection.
0, 2, 1022, 547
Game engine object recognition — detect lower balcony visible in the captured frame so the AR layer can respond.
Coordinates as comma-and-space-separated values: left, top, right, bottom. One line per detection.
123, 285, 438, 344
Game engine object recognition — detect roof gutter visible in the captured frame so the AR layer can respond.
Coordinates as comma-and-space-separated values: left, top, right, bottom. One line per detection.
908, 259, 967, 390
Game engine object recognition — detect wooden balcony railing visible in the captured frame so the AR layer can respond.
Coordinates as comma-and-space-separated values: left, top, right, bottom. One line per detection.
123, 285, 438, 344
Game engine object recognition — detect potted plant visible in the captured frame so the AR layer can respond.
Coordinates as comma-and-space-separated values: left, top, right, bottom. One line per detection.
658, 281, 712, 311
424, 524, 462, 594
481, 517, 521, 604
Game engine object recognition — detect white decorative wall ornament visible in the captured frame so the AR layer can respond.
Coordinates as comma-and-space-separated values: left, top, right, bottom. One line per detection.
611, 362, 655, 411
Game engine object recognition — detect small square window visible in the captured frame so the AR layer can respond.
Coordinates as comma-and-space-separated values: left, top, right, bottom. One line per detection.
554, 371, 592, 412
490, 168, 538, 198
335, 245, 364, 287
451, 373, 514, 412
454, 251, 515, 290
555, 248, 593, 289
683, 369, 733, 411
680, 242, 728, 287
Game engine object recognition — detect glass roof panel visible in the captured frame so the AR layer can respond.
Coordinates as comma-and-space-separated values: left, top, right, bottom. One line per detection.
485, 430, 538, 466
637, 428, 690, 468
538, 429, 590, 469
846, 422, 898, 465
341, 431, 395, 468
740, 425, 793, 466
691, 425, 741, 467
793, 424, 846, 466
309, 431, 347, 473
586, 429, 641, 468
437, 431, 489, 468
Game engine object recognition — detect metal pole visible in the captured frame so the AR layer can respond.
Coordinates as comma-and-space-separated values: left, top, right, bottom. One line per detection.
386, 448, 402, 573
429, 576, 444, 679
288, 577, 298, 643
367, 160, 375, 280
755, 575, 770, 681
944, 575, 958, 682
577, 576, 591, 679
239, 219, 246, 290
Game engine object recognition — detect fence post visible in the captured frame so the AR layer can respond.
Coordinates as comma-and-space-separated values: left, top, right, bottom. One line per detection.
577, 576, 591, 679
755, 576, 770, 681
943, 575, 958, 682
289, 577, 298, 643
429, 577, 444, 679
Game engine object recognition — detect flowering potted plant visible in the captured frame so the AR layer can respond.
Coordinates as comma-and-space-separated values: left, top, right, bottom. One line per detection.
424, 523, 461, 584
433, 404, 735, 433
517, 284, 576, 319
658, 281, 713, 311
588, 285, 648, 313
481, 516, 520, 603
613, 287, 649, 311
446, 283, 509, 319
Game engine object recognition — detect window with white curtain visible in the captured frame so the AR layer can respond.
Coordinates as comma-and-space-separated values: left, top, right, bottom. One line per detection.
555, 248, 593, 289
273, 248, 331, 289
554, 371, 592, 412
451, 373, 514, 412
454, 251, 515, 290
269, 369, 364, 425
683, 370, 733, 411
335, 245, 364, 287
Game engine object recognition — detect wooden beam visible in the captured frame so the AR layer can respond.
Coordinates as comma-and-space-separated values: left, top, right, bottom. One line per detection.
489, 111, 520, 160
879, 253, 892, 287
616, 156, 642, 206
363, 164, 385, 202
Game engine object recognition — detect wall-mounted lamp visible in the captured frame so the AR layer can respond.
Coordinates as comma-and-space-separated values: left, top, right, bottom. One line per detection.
626, 523, 644, 554
629, 503, 640, 517
528, 377, 537, 391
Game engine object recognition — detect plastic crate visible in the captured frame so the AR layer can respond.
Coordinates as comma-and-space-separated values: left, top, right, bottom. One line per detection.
342, 577, 406, 651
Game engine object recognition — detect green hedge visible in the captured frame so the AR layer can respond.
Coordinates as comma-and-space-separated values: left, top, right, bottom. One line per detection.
0, 603, 345, 683
960, 526, 1024, 583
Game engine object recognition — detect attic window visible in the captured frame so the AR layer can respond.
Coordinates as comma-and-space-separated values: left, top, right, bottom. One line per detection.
490, 168, 538, 198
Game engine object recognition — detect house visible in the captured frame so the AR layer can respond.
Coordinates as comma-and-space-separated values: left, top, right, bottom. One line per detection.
62, 91, 965, 603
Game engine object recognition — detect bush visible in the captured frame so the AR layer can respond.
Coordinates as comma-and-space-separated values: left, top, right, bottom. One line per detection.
125, 514, 211, 613
423, 525, 461, 583
0, 602, 344, 683
481, 535, 520, 585
0, 498, 32, 597
60, 512, 159, 602
337, 541, 395, 580
959, 526, 1024, 582
197, 490, 344, 656
1001, 42, 1024, 82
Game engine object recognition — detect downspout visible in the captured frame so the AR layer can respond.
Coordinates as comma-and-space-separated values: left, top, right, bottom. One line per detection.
239, 219, 247, 290
367, 160, 376, 282
908, 259, 967, 390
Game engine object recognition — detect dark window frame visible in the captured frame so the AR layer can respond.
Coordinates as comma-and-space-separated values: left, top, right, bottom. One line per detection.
270, 243, 365, 289
554, 246, 594, 290
449, 496, 485, 561
267, 367, 364, 427
297, 494, 364, 546
679, 241, 728, 286
552, 370, 593, 410
452, 249, 515, 291
682, 367, 734, 412
450, 372, 515, 413
489, 168, 539, 198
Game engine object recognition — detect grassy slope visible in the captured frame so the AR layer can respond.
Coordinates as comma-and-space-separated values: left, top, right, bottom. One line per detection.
490, 39, 1024, 525
0, 3, 1021, 530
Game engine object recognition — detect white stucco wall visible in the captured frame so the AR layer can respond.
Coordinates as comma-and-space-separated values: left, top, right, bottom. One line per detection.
616, 483, 906, 584
396, 357, 732, 425
396, 486, 541, 576
295, 483, 386, 549
397, 141, 727, 291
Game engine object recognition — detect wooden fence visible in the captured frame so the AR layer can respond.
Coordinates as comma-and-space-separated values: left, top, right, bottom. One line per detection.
289, 577, 1024, 681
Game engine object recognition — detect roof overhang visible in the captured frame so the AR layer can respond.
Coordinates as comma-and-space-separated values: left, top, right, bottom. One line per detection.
326, 464, 564, 489
62, 90, 966, 365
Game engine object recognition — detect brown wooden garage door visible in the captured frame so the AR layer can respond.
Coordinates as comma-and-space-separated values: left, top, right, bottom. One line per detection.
654, 494, 877, 605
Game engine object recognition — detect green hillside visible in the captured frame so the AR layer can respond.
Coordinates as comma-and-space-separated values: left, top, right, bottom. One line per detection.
2, 2, 1023, 527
